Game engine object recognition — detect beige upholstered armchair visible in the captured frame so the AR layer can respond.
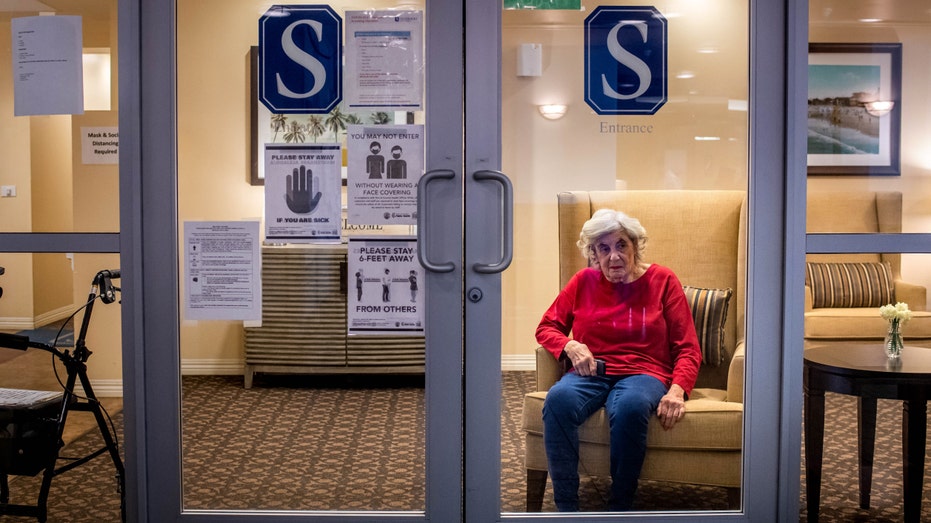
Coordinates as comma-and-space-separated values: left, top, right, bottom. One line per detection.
522, 190, 746, 511
805, 191, 930, 344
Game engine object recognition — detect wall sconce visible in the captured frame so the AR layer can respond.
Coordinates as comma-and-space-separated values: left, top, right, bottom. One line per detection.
538, 104, 568, 120
863, 100, 894, 117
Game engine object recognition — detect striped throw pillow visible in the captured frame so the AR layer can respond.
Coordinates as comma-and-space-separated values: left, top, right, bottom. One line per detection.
806, 262, 894, 309
683, 285, 733, 367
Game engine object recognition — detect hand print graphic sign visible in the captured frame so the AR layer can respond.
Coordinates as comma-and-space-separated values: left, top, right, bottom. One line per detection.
264, 143, 342, 242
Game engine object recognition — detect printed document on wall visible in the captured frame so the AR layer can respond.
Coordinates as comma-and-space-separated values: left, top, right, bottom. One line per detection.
348, 237, 424, 335
81, 127, 119, 164
347, 124, 423, 225
265, 144, 342, 242
344, 10, 423, 111
11, 16, 84, 116
183, 221, 261, 321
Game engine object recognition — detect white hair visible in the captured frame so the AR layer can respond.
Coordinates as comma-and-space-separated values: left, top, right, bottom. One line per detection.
576, 208, 648, 266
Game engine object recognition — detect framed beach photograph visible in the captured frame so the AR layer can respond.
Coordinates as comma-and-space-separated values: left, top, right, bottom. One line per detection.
807, 43, 902, 176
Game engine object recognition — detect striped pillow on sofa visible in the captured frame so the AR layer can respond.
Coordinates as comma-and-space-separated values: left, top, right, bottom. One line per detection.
683, 285, 733, 367
805, 261, 894, 309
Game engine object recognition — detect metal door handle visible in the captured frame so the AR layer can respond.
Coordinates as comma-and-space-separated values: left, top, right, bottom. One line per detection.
472, 169, 513, 274
417, 168, 456, 273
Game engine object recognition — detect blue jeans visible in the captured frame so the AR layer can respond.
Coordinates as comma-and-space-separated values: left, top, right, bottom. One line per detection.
542, 372, 667, 511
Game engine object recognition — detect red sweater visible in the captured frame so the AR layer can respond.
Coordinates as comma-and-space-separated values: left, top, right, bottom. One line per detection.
536, 265, 702, 395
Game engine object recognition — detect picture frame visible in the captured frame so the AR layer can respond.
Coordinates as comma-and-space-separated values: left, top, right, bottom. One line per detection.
250, 47, 389, 186
807, 43, 902, 176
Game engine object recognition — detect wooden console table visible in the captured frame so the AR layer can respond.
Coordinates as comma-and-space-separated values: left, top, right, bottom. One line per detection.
804, 344, 931, 522
243, 244, 424, 388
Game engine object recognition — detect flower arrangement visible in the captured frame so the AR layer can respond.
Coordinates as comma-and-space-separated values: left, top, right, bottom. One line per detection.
879, 302, 911, 358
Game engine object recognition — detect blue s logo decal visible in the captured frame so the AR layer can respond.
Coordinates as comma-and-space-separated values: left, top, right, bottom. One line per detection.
585, 6, 667, 115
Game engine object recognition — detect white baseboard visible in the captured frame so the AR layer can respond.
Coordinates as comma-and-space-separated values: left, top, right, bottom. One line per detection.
81, 355, 534, 397
182, 357, 535, 374
0, 317, 35, 330
181, 358, 245, 375
0, 305, 76, 331
35, 305, 76, 328
87, 379, 124, 398
501, 354, 535, 371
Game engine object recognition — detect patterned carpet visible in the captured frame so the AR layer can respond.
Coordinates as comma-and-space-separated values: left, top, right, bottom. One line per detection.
2, 373, 929, 521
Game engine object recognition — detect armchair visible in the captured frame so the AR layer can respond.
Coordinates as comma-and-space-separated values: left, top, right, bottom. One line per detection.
522, 190, 746, 511
805, 191, 931, 344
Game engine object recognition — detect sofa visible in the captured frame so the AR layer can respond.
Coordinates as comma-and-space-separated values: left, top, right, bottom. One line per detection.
522, 190, 746, 511
805, 191, 930, 344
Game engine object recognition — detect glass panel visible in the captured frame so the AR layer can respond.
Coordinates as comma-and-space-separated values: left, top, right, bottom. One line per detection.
0, 252, 124, 521
802, 3, 931, 520
0, 1, 120, 233
800, 252, 931, 520
808, 0, 931, 237
806, 0, 931, 364
177, 0, 428, 512
501, 0, 748, 513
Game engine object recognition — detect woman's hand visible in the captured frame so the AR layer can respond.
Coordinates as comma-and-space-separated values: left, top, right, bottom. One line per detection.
563, 340, 597, 376
656, 384, 686, 430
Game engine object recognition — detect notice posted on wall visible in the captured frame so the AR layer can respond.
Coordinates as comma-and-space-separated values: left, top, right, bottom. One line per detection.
265, 143, 342, 242
346, 124, 423, 225
344, 10, 423, 111
11, 15, 84, 116
183, 221, 261, 321
348, 237, 424, 335
81, 127, 119, 164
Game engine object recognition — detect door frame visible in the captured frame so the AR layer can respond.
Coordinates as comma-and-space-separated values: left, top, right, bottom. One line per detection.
117, 0, 811, 521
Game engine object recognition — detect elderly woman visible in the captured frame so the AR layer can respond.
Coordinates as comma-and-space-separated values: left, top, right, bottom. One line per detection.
536, 208, 702, 512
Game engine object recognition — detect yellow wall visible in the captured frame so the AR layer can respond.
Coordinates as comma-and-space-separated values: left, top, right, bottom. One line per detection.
175, 1, 753, 366
0, 7, 121, 386
500, 2, 750, 361
0, 19, 32, 235
0, 20, 36, 326
809, 23, 931, 311
176, 1, 265, 366
73, 1, 122, 382
29, 114, 76, 321
30, 115, 74, 232
0, 254, 34, 329
32, 253, 73, 321
175, 0, 419, 367
6, 2, 931, 382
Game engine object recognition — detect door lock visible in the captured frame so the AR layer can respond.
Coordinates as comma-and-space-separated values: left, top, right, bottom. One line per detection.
467, 287, 483, 303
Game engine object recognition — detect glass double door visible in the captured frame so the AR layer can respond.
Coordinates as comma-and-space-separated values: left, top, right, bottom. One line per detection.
143, 0, 791, 521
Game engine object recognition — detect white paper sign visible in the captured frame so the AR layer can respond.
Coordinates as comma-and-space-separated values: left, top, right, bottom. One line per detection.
348, 237, 424, 335
11, 16, 84, 116
264, 144, 342, 242
81, 126, 119, 164
347, 124, 424, 225
344, 10, 423, 111
183, 221, 261, 321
